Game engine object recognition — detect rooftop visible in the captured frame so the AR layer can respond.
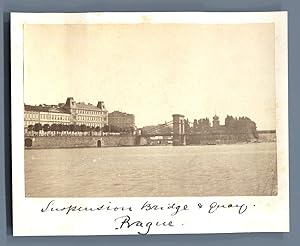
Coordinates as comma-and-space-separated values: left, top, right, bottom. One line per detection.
24, 104, 70, 114
75, 102, 106, 111
109, 111, 134, 117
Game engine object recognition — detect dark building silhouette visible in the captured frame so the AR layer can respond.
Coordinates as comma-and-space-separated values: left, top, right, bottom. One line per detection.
187, 115, 258, 145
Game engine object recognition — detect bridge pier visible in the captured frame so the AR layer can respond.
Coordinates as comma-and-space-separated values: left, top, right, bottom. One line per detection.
172, 114, 186, 146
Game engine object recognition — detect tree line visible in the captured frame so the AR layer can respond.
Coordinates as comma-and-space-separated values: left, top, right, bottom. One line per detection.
26, 123, 135, 136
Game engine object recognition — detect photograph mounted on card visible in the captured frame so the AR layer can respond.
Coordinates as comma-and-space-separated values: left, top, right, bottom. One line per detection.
11, 12, 289, 236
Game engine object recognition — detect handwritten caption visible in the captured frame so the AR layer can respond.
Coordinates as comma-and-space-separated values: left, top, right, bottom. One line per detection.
41, 200, 255, 235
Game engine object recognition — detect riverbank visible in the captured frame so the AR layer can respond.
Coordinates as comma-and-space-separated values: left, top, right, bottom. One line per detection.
24, 133, 276, 149
24, 135, 148, 149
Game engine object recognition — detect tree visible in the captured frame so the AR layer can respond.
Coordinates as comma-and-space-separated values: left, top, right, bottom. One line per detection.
74, 125, 81, 135
69, 124, 75, 135
129, 126, 135, 134
110, 125, 121, 133
122, 126, 133, 134
43, 124, 50, 136
33, 123, 42, 136
95, 126, 101, 135
27, 125, 34, 135
88, 126, 95, 136
102, 125, 110, 132
50, 123, 58, 135
57, 124, 63, 136
62, 124, 68, 135
80, 124, 87, 135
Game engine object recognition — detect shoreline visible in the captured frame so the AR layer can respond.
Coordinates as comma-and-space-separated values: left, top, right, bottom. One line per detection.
24, 141, 275, 150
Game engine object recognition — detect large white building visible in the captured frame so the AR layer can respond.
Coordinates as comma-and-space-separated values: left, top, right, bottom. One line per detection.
24, 97, 108, 128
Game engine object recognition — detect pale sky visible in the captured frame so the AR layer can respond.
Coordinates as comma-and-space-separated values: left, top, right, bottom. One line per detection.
24, 23, 275, 129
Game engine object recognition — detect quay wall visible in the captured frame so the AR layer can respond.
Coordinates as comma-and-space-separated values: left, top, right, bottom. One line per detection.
186, 133, 257, 145
24, 132, 276, 149
25, 135, 147, 149
185, 131, 276, 145
257, 131, 276, 142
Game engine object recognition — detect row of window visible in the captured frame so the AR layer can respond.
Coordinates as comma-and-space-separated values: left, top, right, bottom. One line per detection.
40, 114, 70, 121
109, 118, 134, 123
25, 113, 39, 119
77, 110, 105, 115
25, 113, 70, 121
77, 116, 105, 121
25, 111, 107, 120
25, 118, 107, 125
77, 122, 104, 127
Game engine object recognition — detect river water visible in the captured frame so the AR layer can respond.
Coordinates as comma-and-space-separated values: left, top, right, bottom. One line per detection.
25, 142, 277, 197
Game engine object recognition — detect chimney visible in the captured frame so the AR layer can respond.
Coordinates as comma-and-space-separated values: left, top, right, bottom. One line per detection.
65, 97, 75, 108
97, 101, 105, 109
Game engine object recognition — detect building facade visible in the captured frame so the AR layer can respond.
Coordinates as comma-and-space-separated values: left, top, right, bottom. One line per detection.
24, 97, 108, 129
108, 111, 135, 129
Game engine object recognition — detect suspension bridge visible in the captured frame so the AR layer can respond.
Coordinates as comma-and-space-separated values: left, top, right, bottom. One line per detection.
140, 114, 187, 146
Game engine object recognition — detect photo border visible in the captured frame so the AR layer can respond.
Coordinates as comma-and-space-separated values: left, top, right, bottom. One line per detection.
11, 11, 289, 236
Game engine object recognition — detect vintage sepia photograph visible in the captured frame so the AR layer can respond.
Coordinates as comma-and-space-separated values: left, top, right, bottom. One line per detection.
11, 11, 289, 236
23, 22, 278, 197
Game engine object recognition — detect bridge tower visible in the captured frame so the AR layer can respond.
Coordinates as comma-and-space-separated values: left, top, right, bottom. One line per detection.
172, 114, 186, 146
